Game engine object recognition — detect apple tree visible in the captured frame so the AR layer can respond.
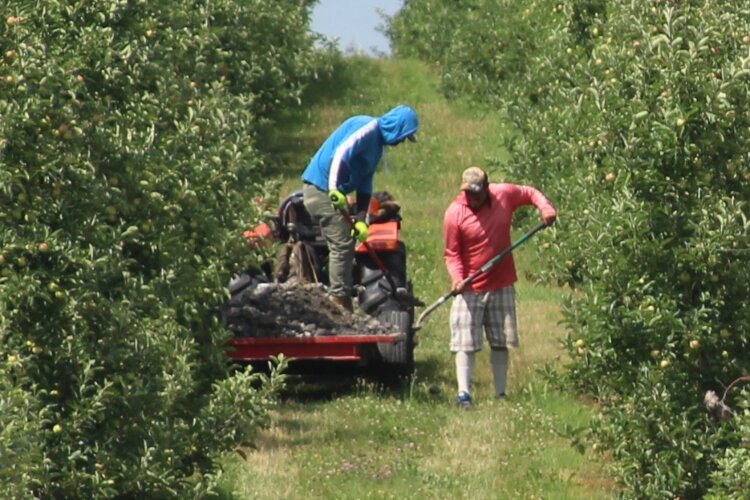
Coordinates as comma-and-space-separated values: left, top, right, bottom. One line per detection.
389, 0, 750, 496
1, 0, 319, 496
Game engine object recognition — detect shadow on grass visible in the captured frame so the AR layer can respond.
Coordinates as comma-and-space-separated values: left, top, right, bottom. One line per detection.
210, 359, 452, 499
241, 348, 449, 403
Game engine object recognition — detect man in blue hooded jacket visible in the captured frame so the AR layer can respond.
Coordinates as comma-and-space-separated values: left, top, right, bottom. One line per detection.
301, 104, 419, 311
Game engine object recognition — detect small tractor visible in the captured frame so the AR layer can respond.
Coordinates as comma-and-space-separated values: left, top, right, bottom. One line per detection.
225, 190, 422, 378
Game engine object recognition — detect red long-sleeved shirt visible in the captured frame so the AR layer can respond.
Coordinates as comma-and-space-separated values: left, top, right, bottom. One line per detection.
443, 183, 556, 292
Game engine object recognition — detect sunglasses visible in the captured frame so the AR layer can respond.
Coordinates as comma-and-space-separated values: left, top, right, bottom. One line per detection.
465, 189, 487, 199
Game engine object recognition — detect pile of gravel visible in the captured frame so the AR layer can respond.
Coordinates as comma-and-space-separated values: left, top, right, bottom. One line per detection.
225, 281, 394, 338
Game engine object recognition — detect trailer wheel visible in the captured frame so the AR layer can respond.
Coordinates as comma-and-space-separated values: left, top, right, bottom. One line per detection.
376, 309, 414, 378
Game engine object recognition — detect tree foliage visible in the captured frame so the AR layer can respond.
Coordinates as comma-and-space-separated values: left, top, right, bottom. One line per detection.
389, 0, 750, 496
1, 0, 321, 496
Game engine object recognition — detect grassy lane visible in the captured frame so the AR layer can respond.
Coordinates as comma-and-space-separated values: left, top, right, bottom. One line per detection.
218, 57, 613, 499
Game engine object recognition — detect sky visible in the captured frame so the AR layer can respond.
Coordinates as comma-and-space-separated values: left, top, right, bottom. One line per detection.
310, 0, 405, 56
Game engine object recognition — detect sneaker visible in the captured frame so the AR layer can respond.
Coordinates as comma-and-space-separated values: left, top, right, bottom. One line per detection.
455, 391, 472, 409
496, 393, 506, 400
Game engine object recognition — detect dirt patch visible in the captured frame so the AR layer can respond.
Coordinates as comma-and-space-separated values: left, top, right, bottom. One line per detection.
225, 280, 393, 338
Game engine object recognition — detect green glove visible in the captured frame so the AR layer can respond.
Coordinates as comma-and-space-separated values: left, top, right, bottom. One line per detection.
329, 189, 347, 211
352, 220, 369, 243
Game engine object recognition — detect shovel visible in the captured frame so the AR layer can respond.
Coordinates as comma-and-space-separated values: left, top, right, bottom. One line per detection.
413, 221, 550, 331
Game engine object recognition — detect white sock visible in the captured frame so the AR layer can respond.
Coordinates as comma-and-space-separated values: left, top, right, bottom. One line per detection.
455, 351, 475, 395
490, 349, 509, 396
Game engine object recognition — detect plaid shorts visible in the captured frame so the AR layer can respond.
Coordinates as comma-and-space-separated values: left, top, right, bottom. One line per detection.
449, 286, 518, 352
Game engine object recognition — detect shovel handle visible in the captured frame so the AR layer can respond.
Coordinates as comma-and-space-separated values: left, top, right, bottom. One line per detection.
469, 221, 548, 281
413, 221, 550, 331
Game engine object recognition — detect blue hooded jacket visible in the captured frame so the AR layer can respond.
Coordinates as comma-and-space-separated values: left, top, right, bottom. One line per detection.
301, 105, 418, 211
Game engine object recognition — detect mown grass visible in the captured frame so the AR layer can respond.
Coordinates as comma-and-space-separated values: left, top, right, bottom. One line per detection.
217, 56, 614, 499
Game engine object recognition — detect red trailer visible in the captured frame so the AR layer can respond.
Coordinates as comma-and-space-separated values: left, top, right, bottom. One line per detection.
225, 190, 419, 378
226, 332, 405, 364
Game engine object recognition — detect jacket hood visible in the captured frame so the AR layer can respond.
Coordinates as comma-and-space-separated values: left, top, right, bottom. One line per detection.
378, 105, 419, 145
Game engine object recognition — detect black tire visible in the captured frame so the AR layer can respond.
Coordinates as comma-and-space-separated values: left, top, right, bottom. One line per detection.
357, 242, 407, 315
376, 309, 414, 377
224, 270, 269, 337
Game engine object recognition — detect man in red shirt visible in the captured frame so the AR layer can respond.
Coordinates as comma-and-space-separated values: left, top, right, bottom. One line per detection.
443, 167, 557, 408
